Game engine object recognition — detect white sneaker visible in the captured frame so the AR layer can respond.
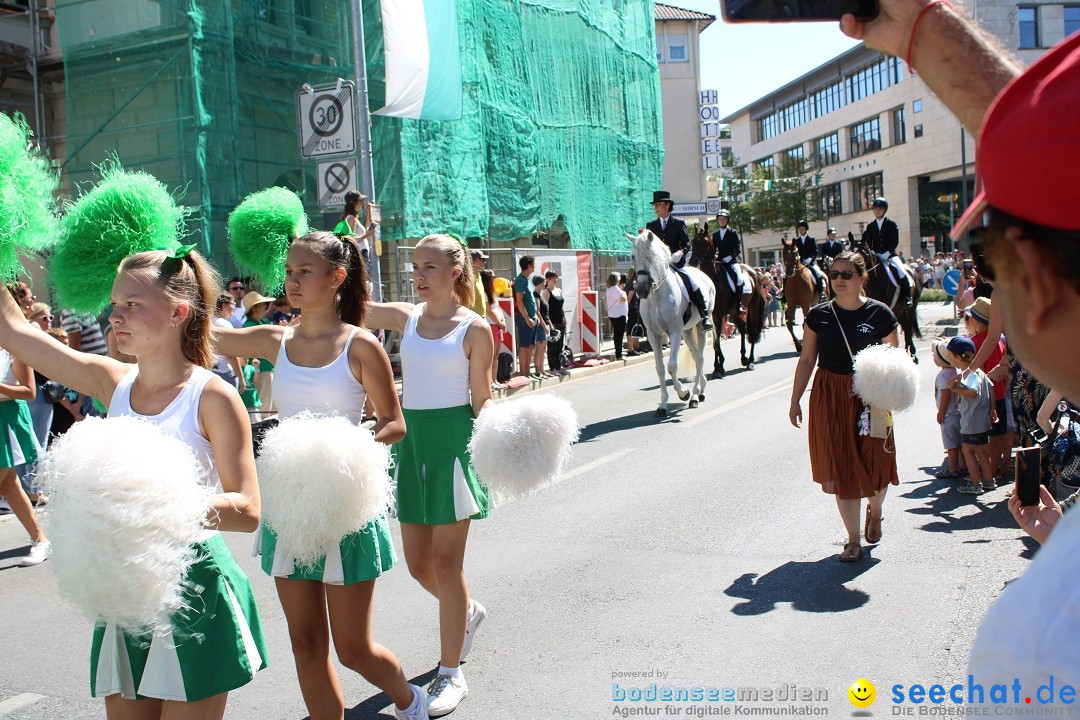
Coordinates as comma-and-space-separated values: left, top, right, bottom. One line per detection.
395, 684, 429, 720
426, 674, 468, 717
460, 600, 486, 661
19, 539, 51, 567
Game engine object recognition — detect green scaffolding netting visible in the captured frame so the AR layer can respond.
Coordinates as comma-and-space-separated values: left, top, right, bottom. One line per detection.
55, 0, 661, 273
366, 0, 663, 250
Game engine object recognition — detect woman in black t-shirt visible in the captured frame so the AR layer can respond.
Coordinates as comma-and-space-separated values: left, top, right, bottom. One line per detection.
788, 252, 900, 562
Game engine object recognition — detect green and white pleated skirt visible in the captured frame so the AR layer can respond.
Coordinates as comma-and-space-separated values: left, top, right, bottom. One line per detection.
0, 399, 38, 469
392, 405, 490, 525
258, 516, 396, 585
90, 533, 268, 702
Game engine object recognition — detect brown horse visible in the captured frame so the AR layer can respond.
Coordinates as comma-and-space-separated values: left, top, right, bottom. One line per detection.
851, 236, 923, 362
780, 238, 817, 353
690, 224, 766, 376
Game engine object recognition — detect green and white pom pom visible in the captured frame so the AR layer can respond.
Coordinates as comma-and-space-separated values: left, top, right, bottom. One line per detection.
0, 113, 59, 278
228, 187, 308, 291
51, 162, 185, 314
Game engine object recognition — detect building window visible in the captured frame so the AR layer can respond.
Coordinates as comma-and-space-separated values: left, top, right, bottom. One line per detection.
845, 56, 904, 104
912, 98, 922, 113
914, 124, 924, 138
854, 173, 885, 211
782, 145, 804, 175
1066, 6, 1080, 36
668, 34, 688, 62
756, 156, 775, 177
656, 36, 664, 63
1019, 7, 1039, 48
892, 107, 906, 145
813, 133, 840, 168
818, 183, 843, 217
849, 116, 882, 158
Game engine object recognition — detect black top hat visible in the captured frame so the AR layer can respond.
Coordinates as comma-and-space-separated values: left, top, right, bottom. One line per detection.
651, 190, 673, 205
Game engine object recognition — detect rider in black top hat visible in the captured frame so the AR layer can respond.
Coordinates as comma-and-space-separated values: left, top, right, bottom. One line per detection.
860, 197, 912, 307
794, 219, 827, 302
645, 190, 713, 331
711, 209, 749, 315
821, 227, 845, 260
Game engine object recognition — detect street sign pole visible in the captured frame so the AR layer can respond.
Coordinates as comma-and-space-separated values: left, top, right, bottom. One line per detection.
351, 1, 382, 301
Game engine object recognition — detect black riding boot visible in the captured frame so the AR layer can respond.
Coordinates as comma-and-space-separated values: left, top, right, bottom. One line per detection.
736, 284, 747, 315
900, 274, 913, 307
690, 288, 713, 331
816, 277, 827, 302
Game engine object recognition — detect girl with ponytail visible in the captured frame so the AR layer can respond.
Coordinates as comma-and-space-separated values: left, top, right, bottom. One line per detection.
214, 230, 427, 720
366, 233, 494, 717
0, 247, 268, 718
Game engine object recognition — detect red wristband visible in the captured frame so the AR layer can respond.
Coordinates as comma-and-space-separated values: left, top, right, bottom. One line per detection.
905, 0, 951, 73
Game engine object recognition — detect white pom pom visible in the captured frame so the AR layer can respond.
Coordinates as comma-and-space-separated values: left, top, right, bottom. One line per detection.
256, 412, 391, 568
41, 416, 212, 634
852, 344, 921, 412
468, 394, 580, 503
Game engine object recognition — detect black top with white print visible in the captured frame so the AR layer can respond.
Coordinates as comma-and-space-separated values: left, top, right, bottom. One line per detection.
804, 299, 898, 375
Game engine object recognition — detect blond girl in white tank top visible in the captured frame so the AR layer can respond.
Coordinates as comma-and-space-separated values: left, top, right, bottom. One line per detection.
0, 248, 265, 720
366, 234, 495, 717
214, 231, 430, 720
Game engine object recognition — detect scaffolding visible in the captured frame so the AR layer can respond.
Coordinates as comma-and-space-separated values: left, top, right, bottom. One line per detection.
55, 0, 663, 279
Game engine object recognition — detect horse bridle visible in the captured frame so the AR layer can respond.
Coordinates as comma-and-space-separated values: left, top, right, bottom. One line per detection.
636, 266, 668, 296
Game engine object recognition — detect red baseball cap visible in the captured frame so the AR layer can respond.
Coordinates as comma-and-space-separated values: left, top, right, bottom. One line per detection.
952, 32, 1080, 239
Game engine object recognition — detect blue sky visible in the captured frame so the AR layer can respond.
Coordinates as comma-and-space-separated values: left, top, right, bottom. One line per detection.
670, 0, 863, 118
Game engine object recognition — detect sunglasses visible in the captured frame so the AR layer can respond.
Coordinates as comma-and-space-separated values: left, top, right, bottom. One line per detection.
828, 270, 856, 280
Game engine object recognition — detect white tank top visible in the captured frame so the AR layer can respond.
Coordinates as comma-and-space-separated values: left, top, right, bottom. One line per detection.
0, 349, 18, 401
108, 365, 220, 494
273, 326, 368, 423
399, 303, 476, 410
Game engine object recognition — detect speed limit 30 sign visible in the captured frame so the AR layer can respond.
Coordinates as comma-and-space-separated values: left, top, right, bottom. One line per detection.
296, 82, 356, 159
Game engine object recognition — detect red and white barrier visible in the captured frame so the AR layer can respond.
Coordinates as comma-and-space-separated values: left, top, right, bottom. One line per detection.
496, 297, 515, 357
580, 290, 599, 356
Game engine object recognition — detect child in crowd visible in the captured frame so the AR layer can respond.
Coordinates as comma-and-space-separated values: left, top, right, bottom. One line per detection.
932, 340, 964, 479
945, 336, 997, 495
964, 297, 1011, 479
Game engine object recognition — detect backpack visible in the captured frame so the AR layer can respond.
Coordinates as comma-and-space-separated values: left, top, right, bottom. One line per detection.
497, 352, 513, 383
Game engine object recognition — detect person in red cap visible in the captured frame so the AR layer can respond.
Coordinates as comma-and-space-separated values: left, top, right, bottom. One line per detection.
845, 6, 1080, 700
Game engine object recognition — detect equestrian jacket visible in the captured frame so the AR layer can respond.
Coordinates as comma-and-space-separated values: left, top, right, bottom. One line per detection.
794, 234, 818, 261
646, 216, 690, 269
862, 217, 900, 256
712, 227, 741, 264
821, 239, 844, 259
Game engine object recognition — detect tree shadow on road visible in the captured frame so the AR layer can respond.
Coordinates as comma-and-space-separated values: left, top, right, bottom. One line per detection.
576, 410, 683, 444
340, 668, 440, 719
722, 555, 878, 615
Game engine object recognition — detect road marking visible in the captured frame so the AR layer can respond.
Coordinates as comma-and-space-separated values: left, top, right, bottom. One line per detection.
682, 377, 792, 428
562, 447, 636, 482
0, 694, 46, 716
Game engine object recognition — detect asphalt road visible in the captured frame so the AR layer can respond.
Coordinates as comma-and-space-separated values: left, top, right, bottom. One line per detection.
0, 305, 1036, 719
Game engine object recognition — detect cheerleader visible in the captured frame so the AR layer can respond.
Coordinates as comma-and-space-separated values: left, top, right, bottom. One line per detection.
215, 230, 428, 720
367, 233, 493, 717
0, 248, 267, 719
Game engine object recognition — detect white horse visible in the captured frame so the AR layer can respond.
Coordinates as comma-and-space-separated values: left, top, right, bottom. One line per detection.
627, 229, 716, 417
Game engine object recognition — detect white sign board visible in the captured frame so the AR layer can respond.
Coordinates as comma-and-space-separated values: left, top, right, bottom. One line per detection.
706, 198, 721, 214
672, 202, 707, 215
297, 82, 356, 159
317, 158, 357, 210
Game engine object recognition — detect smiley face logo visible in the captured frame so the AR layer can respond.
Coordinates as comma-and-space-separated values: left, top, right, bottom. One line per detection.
848, 679, 876, 708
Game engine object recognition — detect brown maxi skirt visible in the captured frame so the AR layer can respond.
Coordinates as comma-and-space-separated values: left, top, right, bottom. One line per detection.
808, 367, 899, 499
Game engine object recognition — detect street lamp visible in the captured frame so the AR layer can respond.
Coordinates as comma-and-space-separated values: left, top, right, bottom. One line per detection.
938, 193, 959, 247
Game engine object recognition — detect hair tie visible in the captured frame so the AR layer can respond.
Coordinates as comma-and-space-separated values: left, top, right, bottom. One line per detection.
446, 232, 468, 250
169, 243, 197, 261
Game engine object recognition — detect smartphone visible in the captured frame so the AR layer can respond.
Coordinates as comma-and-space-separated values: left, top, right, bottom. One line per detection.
962, 259, 974, 278
1014, 447, 1041, 507
721, 0, 878, 22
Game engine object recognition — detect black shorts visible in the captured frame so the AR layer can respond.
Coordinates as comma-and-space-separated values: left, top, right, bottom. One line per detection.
988, 397, 1008, 437
961, 432, 990, 446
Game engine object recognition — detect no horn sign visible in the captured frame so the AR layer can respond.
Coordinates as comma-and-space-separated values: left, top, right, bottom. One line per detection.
297, 82, 356, 159
317, 159, 356, 210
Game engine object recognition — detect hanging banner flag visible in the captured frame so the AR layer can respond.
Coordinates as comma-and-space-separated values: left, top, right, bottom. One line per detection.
375, 0, 463, 121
